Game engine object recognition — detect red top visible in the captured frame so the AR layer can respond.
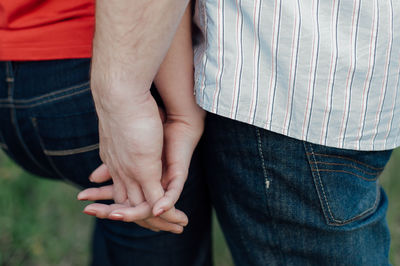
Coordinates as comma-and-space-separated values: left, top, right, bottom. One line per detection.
0, 0, 94, 60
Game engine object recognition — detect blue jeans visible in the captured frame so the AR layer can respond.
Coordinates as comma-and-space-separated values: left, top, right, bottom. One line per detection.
0, 60, 212, 266
0, 59, 393, 265
202, 114, 392, 265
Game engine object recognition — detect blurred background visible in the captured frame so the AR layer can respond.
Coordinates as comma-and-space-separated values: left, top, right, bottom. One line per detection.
0, 149, 399, 266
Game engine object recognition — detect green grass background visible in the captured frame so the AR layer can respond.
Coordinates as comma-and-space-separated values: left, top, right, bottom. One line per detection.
0, 149, 399, 266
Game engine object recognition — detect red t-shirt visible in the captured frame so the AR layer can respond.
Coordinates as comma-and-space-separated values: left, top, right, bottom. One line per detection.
0, 0, 94, 60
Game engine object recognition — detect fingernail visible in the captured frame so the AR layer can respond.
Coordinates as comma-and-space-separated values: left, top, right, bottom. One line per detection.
154, 208, 164, 217
109, 213, 124, 220
77, 194, 87, 201
179, 222, 188, 227
83, 209, 96, 216
89, 176, 94, 182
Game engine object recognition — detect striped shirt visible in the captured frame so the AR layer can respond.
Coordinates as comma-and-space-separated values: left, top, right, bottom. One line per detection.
193, 0, 400, 151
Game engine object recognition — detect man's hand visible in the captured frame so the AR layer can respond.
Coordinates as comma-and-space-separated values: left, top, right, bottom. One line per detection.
78, 164, 188, 233
87, 94, 188, 233
95, 93, 164, 206
78, 106, 205, 227
89, 0, 190, 232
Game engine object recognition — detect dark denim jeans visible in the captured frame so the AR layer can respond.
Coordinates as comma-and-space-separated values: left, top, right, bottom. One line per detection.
202, 114, 392, 265
0, 60, 212, 266
0, 59, 393, 265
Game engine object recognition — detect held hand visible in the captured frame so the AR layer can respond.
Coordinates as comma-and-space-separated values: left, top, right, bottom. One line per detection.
78, 164, 187, 233
87, 0, 203, 232
78, 106, 205, 230
95, 93, 165, 206
153, 106, 205, 216
89, 0, 193, 234
88, 91, 187, 233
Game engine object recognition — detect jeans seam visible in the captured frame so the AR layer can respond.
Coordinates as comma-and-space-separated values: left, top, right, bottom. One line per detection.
310, 169, 379, 181
256, 128, 270, 190
31, 117, 80, 189
332, 187, 380, 226
311, 161, 381, 175
305, 142, 381, 226
6, 62, 13, 98
10, 108, 53, 177
0, 87, 90, 109
0, 82, 90, 103
305, 152, 385, 170
6, 63, 53, 177
306, 142, 338, 224
43, 143, 99, 156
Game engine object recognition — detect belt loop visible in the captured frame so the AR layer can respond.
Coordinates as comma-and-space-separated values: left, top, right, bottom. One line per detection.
5, 61, 14, 82
5, 62, 14, 97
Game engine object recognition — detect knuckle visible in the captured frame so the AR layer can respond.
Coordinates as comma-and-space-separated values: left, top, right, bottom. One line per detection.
125, 213, 140, 222
97, 211, 108, 219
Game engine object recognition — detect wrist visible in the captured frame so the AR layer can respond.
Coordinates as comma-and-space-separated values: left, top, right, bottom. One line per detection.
92, 88, 157, 120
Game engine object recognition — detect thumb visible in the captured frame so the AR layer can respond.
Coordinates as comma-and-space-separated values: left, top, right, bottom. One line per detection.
153, 165, 187, 217
153, 125, 197, 216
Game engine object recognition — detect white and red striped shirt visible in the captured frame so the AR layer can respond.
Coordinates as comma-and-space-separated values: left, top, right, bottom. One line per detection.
193, 0, 400, 151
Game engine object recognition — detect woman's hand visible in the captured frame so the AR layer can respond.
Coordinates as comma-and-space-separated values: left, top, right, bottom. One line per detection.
78, 106, 205, 232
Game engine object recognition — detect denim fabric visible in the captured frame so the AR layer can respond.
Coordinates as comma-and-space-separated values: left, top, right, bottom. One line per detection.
0, 59, 394, 266
202, 113, 392, 266
0, 60, 212, 266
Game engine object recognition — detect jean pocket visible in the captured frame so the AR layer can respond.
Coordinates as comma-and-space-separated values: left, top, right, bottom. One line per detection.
30, 89, 102, 188
304, 142, 392, 226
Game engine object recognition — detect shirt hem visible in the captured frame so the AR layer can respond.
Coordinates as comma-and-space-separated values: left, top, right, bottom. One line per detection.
197, 99, 399, 151
0, 45, 92, 61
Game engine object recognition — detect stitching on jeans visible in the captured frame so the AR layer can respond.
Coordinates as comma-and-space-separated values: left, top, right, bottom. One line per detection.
310, 169, 380, 181
256, 128, 270, 189
10, 112, 52, 175
31, 117, 78, 188
305, 153, 384, 170
0, 88, 90, 109
312, 162, 380, 175
7, 68, 53, 176
0, 82, 90, 103
331, 186, 380, 226
307, 143, 339, 223
44, 143, 99, 156
6, 62, 13, 98
306, 143, 381, 225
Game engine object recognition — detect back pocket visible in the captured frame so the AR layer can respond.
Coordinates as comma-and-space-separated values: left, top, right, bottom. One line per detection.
30, 87, 102, 188
304, 142, 392, 226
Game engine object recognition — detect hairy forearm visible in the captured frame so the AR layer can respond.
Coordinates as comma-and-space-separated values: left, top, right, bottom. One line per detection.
91, 0, 190, 113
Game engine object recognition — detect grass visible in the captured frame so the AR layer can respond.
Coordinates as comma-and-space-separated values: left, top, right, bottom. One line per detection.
0, 152, 92, 266
0, 149, 399, 266
381, 149, 400, 265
